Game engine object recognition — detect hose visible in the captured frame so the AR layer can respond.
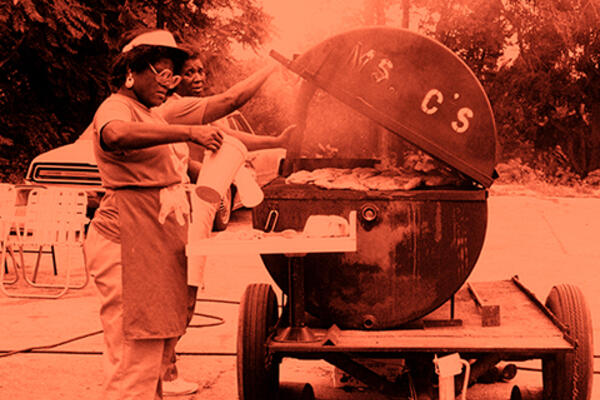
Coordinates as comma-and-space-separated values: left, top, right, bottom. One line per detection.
0, 297, 240, 358
2, 296, 600, 378
0, 329, 103, 358
514, 354, 600, 375
517, 364, 600, 375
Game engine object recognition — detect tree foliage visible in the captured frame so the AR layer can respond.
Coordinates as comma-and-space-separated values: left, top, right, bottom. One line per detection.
4, 0, 600, 182
358, 0, 600, 178
502, 0, 600, 177
0, 0, 271, 181
412, 0, 600, 177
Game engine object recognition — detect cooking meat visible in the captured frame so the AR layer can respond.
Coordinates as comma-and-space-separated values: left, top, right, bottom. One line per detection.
286, 167, 351, 186
351, 167, 379, 180
284, 155, 468, 191
362, 174, 422, 191
317, 173, 368, 190
286, 167, 424, 191
285, 170, 314, 184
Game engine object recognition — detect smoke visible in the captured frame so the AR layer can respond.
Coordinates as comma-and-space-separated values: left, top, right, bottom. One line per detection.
235, 1, 424, 164
237, 53, 418, 167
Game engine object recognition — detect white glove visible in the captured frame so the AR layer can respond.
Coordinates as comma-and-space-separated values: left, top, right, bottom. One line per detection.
158, 184, 190, 225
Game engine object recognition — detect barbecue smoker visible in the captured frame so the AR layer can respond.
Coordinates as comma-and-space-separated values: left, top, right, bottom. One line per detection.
189, 27, 593, 400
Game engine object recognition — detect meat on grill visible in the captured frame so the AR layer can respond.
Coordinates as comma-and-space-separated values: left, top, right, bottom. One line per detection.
285, 166, 461, 191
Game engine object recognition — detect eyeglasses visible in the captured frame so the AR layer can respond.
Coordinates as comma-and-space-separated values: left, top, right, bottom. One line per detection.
148, 63, 182, 89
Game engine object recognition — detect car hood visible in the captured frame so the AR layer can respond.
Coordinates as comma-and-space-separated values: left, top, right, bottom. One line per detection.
30, 139, 95, 165
27, 139, 286, 189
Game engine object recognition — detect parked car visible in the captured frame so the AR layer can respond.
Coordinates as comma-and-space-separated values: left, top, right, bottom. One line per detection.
24, 111, 286, 230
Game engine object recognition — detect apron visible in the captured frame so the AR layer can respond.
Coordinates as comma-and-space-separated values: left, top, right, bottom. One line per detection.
116, 187, 189, 339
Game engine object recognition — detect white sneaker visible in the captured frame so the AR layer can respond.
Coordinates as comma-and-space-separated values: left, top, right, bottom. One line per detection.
162, 377, 199, 396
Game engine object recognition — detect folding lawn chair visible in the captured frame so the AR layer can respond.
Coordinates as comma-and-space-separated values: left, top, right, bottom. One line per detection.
0, 187, 90, 299
0, 183, 19, 285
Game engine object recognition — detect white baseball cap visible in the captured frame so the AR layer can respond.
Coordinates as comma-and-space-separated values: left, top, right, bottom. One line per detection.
121, 30, 187, 58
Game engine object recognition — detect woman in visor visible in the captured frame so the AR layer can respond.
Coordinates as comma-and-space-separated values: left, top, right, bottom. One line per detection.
83, 29, 225, 399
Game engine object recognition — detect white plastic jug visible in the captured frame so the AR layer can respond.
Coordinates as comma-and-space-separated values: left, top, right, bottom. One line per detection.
233, 165, 264, 208
187, 193, 218, 288
195, 135, 247, 204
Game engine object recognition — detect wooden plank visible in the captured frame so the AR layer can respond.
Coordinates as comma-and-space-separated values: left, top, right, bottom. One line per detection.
269, 280, 573, 354
270, 335, 572, 354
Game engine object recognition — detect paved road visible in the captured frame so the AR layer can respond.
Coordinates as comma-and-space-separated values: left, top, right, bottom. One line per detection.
1, 193, 599, 399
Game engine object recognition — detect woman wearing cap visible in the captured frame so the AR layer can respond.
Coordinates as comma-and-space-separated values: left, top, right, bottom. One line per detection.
83, 29, 227, 400
85, 28, 294, 399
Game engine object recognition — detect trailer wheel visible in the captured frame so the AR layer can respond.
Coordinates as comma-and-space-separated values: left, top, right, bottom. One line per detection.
237, 283, 279, 400
542, 284, 593, 400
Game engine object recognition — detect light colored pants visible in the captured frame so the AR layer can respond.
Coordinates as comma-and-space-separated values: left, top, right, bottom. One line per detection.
84, 225, 177, 400
163, 195, 217, 382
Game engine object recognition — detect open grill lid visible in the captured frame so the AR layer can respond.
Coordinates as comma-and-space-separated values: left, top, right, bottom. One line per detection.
271, 27, 498, 188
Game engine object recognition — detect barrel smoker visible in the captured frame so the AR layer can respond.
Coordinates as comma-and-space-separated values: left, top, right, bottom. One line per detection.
195, 27, 593, 400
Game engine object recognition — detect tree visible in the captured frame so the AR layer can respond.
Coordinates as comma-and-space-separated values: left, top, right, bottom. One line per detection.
414, 0, 600, 178
353, 0, 600, 178
0, 0, 271, 182
501, 0, 600, 177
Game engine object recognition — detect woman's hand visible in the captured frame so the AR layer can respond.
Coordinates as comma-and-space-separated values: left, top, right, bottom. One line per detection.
277, 124, 297, 148
189, 125, 224, 152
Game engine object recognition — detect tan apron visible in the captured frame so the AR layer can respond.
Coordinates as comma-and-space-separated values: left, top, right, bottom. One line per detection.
115, 188, 189, 339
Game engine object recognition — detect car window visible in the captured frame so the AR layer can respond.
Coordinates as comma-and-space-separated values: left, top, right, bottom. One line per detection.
226, 115, 240, 130
232, 114, 252, 134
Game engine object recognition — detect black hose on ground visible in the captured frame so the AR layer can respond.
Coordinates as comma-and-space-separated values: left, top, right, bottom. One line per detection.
2, 297, 600, 369
0, 329, 103, 358
0, 297, 240, 358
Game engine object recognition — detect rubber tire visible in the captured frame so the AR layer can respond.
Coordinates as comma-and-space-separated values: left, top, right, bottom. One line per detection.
542, 284, 593, 400
237, 283, 279, 400
212, 186, 232, 231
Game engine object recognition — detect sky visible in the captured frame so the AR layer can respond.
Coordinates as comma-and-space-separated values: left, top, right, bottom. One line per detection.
234, 0, 367, 59
236, 1, 519, 70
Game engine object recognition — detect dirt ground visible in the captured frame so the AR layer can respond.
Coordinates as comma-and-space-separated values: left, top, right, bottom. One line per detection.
1, 187, 600, 399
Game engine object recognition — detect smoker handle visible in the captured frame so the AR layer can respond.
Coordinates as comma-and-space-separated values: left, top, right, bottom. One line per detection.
264, 209, 279, 233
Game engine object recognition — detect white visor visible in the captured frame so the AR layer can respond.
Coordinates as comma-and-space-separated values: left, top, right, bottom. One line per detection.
122, 30, 181, 53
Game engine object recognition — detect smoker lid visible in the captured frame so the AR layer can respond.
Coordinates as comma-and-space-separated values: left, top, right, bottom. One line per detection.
271, 27, 498, 187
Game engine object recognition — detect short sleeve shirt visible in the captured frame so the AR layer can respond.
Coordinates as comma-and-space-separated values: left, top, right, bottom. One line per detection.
93, 93, 188, 189
155, 93, 208, 126
91, 93, 195, 241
